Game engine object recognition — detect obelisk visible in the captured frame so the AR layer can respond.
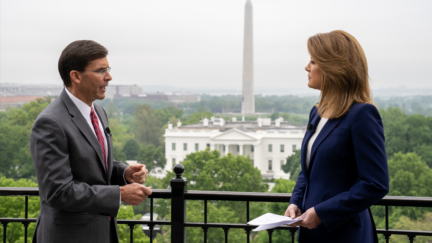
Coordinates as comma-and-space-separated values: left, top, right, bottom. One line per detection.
242, 0, 255, 115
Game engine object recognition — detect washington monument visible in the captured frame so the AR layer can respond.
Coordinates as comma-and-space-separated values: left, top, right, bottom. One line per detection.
242, 0, 255, 114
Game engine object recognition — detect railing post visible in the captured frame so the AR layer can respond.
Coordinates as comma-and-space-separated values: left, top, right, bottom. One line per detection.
2, 222, 8, 243
289, 228, 297, 243
171, 164, 187, 243
128, 224, 134, 243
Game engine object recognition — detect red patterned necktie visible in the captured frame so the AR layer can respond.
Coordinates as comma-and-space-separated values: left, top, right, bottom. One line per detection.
90, 107, 107, 174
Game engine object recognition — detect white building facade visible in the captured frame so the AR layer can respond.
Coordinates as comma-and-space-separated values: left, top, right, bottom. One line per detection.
163, 117, 306, 179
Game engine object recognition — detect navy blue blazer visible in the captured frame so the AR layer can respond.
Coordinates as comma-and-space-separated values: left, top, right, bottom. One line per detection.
290, 103, 389, 243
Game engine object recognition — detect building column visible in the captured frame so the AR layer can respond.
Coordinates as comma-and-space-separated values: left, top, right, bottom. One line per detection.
224, 144, 229, 156
239, 144, 243, 156
211, 143, 216, 151
253, 144, 258, 168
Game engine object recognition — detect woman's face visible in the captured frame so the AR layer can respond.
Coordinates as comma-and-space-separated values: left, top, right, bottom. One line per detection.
305, 58, 322, 90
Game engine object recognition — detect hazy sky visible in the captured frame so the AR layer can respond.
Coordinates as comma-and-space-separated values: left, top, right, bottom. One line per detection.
1, 0, 431, 92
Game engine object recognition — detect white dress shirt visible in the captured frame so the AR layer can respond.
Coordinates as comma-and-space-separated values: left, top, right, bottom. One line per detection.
306, 118, 329, 169
65, 88, 108, 162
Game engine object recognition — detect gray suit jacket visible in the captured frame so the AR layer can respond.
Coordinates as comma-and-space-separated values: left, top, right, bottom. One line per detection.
30, 90, 128, 243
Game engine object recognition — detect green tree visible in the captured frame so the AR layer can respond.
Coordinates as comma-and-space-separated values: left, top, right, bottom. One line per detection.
155, 149, 268, 242
136, 144, 166, 173
388, 152, 432, 198
254, 179, 297, 242
116, 205, 150, 243
183, 111, 213, 125
157, 106, 184, 123
282, 149, 302, 182
0, 99, 49, 179
0, 177, 40, 243
105, 101, 120, 119
390, 213, 432, 243
380, 107, 432, 167
122, 139, 140, 160
109, 118, 133, 163
113, 145, 127, 164
132, 105, 164, 147
371, 152, 432, 239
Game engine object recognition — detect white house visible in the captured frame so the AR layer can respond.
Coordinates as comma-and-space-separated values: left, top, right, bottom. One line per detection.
162, 116, 306, 179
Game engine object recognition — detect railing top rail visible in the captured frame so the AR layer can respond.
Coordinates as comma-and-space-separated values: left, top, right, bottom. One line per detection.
184, 190, 291, 202
1, 187, 432, 207
0, 187, 172, 198
0, 187, 39, 196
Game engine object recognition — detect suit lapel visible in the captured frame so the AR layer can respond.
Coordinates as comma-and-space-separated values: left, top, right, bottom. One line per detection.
60, 90, 108, 179
307, 116, 343, 173
301, 109, 321, 181
94, 104, 113, 183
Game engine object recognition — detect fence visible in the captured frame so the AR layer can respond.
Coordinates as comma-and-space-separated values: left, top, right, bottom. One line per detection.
1, 164, 432, 243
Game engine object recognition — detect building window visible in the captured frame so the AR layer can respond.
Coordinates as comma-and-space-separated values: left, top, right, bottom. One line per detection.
223, 145, 226, 152
172, 143, 176, 151
184, 143, 187, 151
251, 146, 254, 152
280, 160, 284, 170
237, 145, 240, 152
280, 144, 284, 153
268, 144, 272, 152
207, 143, 210, 148
172, 158, 176, 168
268, 160, 272, 171
195, 143, 199, 151
292, 144, 297, 151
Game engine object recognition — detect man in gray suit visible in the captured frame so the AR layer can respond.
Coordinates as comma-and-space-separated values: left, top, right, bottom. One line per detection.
30, 40, 152, 243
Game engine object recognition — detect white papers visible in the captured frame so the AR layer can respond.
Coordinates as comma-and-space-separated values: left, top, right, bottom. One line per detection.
247, 213, 303, 231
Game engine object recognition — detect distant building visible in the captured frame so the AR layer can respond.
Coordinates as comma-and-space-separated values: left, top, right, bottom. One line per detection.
110, 85, 201, 104
0, 83, 63, 97
163, 117, 306, 179
0, 96, 50, 111
167, 92, 201, 103
0, 83, 21, 93
107, 85, 143, 99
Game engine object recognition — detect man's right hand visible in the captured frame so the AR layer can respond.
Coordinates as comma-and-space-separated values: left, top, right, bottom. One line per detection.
284, 204, 302, 221
120, 183, 152, 206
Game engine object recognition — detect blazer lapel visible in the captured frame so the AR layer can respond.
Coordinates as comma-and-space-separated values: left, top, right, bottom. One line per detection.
300, 109, 321, 181
60, 90, 107, 179
94, 104, 114, 183
308, 117, 343, 173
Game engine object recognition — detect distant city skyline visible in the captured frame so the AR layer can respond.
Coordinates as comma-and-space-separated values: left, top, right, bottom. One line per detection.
4, 82, 432, 98
1, 0, 431, 90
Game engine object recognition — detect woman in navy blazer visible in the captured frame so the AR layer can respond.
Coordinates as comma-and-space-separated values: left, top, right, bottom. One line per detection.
285, 30, 389, 243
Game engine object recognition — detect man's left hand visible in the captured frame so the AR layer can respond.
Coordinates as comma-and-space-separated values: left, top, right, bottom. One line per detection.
125, 164, 148, 184
296, 207, 321, 229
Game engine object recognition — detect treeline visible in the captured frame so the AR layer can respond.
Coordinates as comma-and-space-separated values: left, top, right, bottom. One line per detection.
375, 95, 432, 116
98, 94, 432, 118
97, 94, 319, 115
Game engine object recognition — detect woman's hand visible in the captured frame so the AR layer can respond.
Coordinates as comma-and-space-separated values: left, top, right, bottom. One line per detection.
285, 204, 302, 223
297, 207, 322, 229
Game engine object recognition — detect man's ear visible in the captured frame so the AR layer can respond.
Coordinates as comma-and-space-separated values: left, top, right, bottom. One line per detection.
70, 70, 82, 85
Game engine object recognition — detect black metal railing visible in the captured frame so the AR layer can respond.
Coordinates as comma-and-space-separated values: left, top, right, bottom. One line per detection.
1, 164, 432, 243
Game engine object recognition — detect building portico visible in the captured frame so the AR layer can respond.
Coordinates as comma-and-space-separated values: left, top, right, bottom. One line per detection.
163, 117, 306, 179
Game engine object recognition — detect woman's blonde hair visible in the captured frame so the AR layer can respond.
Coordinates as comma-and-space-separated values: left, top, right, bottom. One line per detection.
307, 30, 374, 119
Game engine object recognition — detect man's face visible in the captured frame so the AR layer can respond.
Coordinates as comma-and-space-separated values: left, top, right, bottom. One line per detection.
78, 57, 112, 104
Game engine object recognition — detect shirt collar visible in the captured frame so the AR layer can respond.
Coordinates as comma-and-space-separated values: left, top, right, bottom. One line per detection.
64, 87, 94, 120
